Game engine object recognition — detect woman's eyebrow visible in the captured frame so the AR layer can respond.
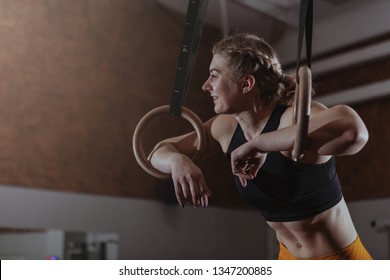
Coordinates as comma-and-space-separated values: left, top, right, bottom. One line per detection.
209, 68, 220, 73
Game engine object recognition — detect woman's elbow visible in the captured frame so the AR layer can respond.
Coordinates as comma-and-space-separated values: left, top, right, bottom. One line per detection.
342, 123, 369, 155
355, 125, 369, 152
338, 105, 369, 153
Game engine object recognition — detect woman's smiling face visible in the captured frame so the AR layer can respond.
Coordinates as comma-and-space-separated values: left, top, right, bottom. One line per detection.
202, 54, 244, 114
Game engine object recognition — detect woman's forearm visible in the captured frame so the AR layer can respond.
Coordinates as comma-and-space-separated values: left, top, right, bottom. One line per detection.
252, 105, 369, 156
149, 142, 186, 174
307, 105, 368, 155
149, 141, 212, 208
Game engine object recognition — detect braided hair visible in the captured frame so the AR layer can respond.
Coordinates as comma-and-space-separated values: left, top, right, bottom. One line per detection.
212, 33, 296, 107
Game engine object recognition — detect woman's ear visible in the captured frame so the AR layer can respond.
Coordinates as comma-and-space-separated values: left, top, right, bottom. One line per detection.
242, 75, 256, 93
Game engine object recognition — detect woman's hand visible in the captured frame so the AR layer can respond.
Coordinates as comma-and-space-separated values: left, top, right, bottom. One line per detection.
230, 140, 267, 187
170, 155, 212, 208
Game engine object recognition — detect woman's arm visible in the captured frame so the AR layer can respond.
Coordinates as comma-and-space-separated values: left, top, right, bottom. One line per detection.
254, 103, 368, 156
149, 131, 211, 208
231, 103, 369, 184
305, 104, 369, 156
149, 115, 233, 207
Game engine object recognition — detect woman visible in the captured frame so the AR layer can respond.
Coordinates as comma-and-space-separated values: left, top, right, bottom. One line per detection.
149, 33, 372, 260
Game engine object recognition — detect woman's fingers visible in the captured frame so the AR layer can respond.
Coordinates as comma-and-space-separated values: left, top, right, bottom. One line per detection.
191, 178, 212, 208
180, 181, 193, 204
200, 193, 208, 207
233, 159, 255, 174
232, 158, 264, 187
239, 176, 247, 187
199, 179, 212, 207
173, 182, 185, 208
189, 179, 201, 206
174, 176, 211, 208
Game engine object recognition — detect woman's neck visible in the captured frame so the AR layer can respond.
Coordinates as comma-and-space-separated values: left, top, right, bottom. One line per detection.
235, 102, 277, 140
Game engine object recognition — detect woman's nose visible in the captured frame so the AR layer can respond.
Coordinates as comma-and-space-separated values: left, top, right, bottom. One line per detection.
202, 78, 211, 93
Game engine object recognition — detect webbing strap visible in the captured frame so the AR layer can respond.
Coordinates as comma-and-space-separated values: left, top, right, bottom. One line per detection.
169, 0, 209, 116
296, 0, 313, 77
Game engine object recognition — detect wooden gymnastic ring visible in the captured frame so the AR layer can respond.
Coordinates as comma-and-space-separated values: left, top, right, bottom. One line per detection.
132, 105, 207, 180
292, 66, 312, 161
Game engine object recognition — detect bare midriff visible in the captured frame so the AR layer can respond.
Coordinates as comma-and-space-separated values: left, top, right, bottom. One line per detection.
267, 197, 357, 259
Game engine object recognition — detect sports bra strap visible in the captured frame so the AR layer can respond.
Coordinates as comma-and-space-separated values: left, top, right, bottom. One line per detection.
261, 105, 288, 134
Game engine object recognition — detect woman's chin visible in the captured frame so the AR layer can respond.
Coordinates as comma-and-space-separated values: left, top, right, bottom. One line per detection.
214, 107, 223, 114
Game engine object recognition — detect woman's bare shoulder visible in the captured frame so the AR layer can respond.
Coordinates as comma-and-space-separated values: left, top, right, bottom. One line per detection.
206, 114, 237, 153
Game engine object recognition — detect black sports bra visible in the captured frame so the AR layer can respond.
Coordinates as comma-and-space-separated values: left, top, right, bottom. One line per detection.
226, 105, 343, 222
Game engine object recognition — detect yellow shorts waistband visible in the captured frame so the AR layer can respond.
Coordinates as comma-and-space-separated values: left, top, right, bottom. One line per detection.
278, 236, 373, 260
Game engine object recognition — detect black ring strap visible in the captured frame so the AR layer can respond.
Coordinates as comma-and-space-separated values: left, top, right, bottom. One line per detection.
296, 0, 313, 79
169, 0, 209, 116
